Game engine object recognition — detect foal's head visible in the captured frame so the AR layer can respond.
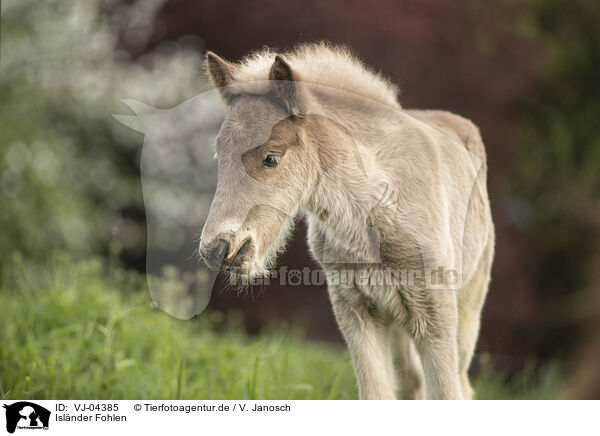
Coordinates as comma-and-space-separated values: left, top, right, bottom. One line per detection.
200, 53, 345, 275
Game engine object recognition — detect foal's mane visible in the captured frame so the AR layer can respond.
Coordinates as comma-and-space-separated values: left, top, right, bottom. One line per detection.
231, 42, 401, 109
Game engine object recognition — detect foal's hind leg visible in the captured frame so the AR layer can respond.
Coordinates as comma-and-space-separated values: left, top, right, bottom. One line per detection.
457, 238, 494, 399
456, 301, 481, 400
390, 324, 425, 399
328, 285, 396, 399
457, 289, 485, 400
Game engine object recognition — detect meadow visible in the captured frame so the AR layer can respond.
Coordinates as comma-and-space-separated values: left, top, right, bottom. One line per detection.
0, 255, 562, 400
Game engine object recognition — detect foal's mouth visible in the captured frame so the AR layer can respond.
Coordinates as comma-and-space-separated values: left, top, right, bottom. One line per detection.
221, 237, 254, 272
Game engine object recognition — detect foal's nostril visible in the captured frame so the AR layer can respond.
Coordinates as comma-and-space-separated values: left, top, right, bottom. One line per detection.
200, 238, 229, 270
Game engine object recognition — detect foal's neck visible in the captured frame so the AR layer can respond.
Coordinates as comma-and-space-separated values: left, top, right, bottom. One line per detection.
302, 140, 390, 260
300, 103, 400, 255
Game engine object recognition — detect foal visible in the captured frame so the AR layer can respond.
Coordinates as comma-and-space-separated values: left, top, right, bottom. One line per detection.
199, 43, 494, 400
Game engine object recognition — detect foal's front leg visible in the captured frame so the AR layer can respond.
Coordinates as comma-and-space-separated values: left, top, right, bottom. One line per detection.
412, 291, 463, 400
328, 285, 396, 400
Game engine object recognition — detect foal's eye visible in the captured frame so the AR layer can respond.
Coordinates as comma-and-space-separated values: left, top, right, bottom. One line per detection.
263, 154, 281, 167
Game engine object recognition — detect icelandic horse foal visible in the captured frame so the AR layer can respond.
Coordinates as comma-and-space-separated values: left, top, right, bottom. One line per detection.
199, 43, 495, 400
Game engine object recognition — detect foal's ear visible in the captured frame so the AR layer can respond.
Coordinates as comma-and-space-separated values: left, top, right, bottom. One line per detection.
269, 55, 303, 116
206, 51, 236, 104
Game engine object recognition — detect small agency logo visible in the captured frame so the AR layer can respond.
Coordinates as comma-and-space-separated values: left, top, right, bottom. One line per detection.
2, 402, 50, 434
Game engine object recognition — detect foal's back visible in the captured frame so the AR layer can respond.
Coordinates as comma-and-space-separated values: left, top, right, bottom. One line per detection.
372, 108, 492, 285
404, 109, 487, 165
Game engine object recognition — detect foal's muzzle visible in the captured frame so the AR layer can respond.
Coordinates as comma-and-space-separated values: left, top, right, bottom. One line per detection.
200, 234, 255, 271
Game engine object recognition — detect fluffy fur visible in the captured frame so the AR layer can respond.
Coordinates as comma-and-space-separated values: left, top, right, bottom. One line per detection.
231, 42, 400, 108
201, 42, 495, 400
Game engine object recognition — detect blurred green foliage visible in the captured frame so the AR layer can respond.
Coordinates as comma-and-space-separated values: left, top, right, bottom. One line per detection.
509, 0, 600, 254
0, 0, 207, 265
503, 0, 600, 352
1, 1, 135, 260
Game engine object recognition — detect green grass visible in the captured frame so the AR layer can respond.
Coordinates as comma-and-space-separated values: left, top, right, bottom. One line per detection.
471, 355, 563, 400
0, 254, 562, 399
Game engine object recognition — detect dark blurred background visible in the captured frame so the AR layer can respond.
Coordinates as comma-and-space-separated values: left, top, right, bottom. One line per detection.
2, 0, 599, 396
